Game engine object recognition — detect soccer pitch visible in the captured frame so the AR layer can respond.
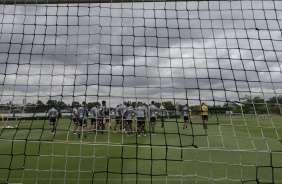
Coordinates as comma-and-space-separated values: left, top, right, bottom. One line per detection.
1, 116, 282, 184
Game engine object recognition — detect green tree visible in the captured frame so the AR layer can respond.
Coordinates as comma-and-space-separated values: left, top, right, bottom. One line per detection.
87, 102, 100, 109
266, 95, 282, 106
56, 101, 67, 111
72, 101, 80, 107
46, 100, 58, 107
242, 97, 266, 114
268, 106, 282, 115
162, 101, 175, 110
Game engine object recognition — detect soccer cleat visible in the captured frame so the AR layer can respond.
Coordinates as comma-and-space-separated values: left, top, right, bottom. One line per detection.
73, 132, 77, 135
137, 135, 141, 138
84, 137, 88, 139
127, 134, 131, 137
151, 133, 156, 136
144, 134, 146, 137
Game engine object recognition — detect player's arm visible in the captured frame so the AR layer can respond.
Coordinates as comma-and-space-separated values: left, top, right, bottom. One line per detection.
55, 110, 59, 122
77, 109, 81, 118
47, 110, 50, 119
122, 108, 126, 118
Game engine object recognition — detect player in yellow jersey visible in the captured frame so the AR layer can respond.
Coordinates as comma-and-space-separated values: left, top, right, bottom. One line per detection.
200, 102, 209, 129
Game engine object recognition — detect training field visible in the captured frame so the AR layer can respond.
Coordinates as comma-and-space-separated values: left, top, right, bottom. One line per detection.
1, 116, 282, 184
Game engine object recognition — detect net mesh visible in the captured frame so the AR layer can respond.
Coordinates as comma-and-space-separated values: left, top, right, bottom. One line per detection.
0, 0, 282, 183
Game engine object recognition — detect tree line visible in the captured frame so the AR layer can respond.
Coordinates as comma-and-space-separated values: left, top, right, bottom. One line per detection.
2, 95, 282, 115
228, 96, 282, 115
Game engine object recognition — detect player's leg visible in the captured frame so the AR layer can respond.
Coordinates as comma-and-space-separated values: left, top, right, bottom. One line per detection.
125, 121, 129, 136
114, 117, 119, 133
121, 120, 126, 134
184, 116, 189, 130
161, 117, 164, 128
50, 117, 55, 134
137, 120, 141, 137
114, 121, 118, 133
83, 119, 88, 139
96, 118, 102, 133
150, 117, 156, 135
205, 116, 208, 129
142, 119, 146, 136
129, 120, 133, 136
101, 119, 106, 134
151, 123, 156, 135
73, 118, 78, 135
77, 126, 82, 139
202, 116, 205, 129
89, 118, 95, 134
107, 118, 111, 130
50, 124, 54, 134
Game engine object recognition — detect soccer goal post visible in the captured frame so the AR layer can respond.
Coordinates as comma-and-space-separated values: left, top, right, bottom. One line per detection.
0, 0, 282, 183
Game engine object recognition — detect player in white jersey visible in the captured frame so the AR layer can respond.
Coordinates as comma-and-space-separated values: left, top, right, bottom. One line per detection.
97, 100, 109, 134
123, 103, 135, 137
77, 101, 89, 139
135, 102, 147, 137
120, 101, 127, 133
159, 104, 169, 128
182, 104, 192, 130
47, 104, 58, 134
148, 101, 159, 136
72, 104, 79, 135
89, 105, 98, 134
112, 104, 122, 133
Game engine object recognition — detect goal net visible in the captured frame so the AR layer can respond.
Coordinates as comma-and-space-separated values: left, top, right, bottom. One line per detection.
0, 0, 282, 183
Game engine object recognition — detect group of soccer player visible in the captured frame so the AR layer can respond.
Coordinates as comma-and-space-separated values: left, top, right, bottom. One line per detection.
47, 100, 209, 139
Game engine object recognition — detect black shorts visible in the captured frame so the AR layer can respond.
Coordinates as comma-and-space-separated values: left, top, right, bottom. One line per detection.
137, 117, 145, 126
115, 116, 122, 123
150, 117, 156, 124
202, 115, 208, 121
125, 120, 132, 125
50, 117, 57, 125
73, 118, 79, 125
78, 118, 87, 127
98, 117, 105, 125
184, 116, 188, 121
91, 118, 96, 125
160, 116, 165, 121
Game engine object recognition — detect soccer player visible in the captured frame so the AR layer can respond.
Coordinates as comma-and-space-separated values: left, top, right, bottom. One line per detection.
123, 103, 135, 137
120, 101, 128, 133
148, 101, 159, 136
200, 102, 209, 129
136, 102, 147, 137
72, 104, 79, 135
47, 104, 58, 134
97, 100, 109, 134
159, 104, 169, 128
113, 104, 122, 133
77, 101, 89, 139
89, 105, 98, 134
182, 104, 192, 130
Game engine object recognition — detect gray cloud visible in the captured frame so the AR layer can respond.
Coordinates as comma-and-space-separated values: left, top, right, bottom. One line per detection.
0, 1, 282, 106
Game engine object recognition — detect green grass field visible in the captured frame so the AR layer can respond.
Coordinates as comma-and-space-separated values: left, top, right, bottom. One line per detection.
1, 116, 282, 184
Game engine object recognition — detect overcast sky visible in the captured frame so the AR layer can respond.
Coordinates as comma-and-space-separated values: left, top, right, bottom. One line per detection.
0, 0, 281, 107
